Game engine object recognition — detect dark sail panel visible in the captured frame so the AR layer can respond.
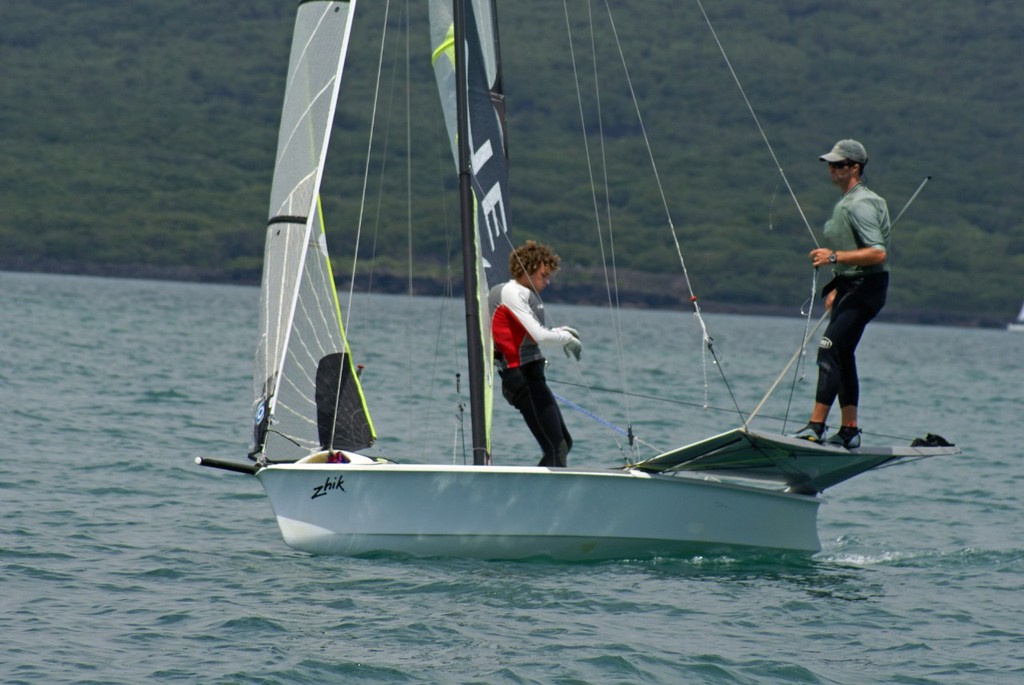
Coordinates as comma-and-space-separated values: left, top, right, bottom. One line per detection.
463, 0, 511, 285
315, 353, 374, 452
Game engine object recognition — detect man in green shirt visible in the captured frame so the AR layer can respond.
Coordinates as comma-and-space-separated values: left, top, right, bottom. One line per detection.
793, 139, 891, 449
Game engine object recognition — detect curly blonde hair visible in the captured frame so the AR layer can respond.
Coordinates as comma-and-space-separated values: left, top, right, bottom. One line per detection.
509, 240, 560, 279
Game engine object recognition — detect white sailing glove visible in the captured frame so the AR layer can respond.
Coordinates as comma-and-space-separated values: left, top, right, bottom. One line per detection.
560, 328, 582, 361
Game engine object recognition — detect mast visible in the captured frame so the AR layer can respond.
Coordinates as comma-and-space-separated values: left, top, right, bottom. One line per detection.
453, 0, 489, 465
431, 0, 510, 465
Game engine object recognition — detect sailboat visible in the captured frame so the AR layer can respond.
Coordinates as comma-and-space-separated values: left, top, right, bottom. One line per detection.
1008, 301, 1024, 332
197, 0, 958, 560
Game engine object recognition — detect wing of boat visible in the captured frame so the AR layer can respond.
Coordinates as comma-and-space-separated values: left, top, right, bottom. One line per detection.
630, 428, 960, 494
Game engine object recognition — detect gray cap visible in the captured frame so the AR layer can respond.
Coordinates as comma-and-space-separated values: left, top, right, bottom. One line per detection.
819, 139, 868, 164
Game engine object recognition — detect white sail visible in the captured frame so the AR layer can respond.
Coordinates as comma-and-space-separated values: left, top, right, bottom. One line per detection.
253, 0, 374, 461
1008, 300, 1024, 331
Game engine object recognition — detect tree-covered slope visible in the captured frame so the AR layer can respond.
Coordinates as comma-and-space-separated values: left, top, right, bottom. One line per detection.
1, 0, 1021, 324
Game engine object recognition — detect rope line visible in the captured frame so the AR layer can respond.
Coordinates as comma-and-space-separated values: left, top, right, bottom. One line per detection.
557, 0, 628, 455
694, 0, 818, 249
345, 0, 393, 330
602, 0, 737, 411
547, 380, 919, 444
552, 392, 662, 454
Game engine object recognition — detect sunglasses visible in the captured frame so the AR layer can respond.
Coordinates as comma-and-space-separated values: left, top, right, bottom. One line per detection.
828, 160, 858, 169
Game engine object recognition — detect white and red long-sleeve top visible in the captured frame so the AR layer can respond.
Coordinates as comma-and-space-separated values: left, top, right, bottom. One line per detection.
488, 280, 574, 370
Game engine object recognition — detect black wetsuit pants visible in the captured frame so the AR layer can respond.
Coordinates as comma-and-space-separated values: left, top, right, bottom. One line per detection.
501, 360, 572, 467
815, 272, 888, 409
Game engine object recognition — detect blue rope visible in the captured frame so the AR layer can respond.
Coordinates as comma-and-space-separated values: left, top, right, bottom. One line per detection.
552, 392, 629, 437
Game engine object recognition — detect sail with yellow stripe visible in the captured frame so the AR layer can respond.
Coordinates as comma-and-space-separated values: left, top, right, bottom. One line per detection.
252, 0, 375, 462
429, 0, 511, 462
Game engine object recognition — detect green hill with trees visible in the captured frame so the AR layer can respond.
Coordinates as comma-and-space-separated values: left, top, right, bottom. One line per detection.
2, 0, 1022, 326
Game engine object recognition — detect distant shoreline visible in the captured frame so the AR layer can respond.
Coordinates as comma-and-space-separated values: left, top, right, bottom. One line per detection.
1, 259, 1007, 329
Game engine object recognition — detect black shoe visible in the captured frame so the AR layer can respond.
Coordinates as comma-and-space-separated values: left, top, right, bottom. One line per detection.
791, 422, 826, 442
827, 426, 861, 449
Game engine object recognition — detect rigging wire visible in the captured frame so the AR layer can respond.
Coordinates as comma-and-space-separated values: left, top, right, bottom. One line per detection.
746, 310, 828, 428
601, 0, 744, 420
692, 0, 843, 427
890, 176, 932, 239
454, 372, 467, 464
693, 0, 819, 249
692, 0, 832, 426
548, 378, 922, 445
344, 1, 462, 460
344, 0, 393, 332
778, 267, 822, 432
558, 0, 633, 457
552, 392, 663, 454
400, 0, 416, 451
405, 2, 413, 300
399, 0, 469, 461
584, 0, 635, 453
601, 2, 699, 306
693, 0, 838, 416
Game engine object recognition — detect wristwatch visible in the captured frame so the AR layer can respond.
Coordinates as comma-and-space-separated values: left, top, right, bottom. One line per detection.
828, 251, 837, 264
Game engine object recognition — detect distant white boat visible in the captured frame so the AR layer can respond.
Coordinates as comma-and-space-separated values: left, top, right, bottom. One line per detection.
1008, 301, 1024, 331
197, 0, 959, 560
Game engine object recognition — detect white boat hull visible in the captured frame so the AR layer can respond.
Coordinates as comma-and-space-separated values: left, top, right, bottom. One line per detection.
256, 463, 821, 560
